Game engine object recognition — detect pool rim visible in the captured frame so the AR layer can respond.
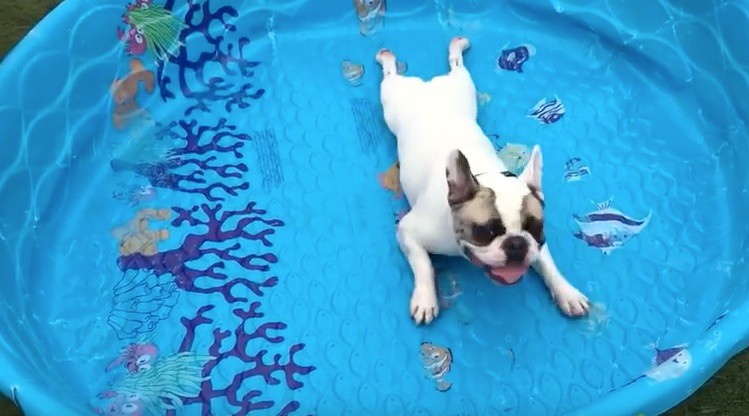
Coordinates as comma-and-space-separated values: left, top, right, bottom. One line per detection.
0, 1, 748, 415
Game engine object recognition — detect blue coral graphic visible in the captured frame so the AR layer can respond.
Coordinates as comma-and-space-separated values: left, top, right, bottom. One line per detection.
107, 269, 180, 340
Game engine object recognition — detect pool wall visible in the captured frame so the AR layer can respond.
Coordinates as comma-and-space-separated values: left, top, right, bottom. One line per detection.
0, 0, 748, 415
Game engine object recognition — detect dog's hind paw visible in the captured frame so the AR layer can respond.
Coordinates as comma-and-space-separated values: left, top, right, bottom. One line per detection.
410, 285, 439, 325
552, 284, 590, 317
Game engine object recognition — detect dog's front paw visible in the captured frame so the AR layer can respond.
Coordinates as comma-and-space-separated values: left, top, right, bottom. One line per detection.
552, 283, 590, 317
410, 285, 439, 325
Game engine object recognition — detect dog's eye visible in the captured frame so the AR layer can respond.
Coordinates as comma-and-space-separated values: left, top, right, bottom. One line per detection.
472, 219, 505, 246
522, 216, 544, 245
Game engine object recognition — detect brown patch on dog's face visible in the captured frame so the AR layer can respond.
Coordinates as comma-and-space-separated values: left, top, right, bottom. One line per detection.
445, 150, 508, 246
450, 187, 506, 246
521, 185, 544, 245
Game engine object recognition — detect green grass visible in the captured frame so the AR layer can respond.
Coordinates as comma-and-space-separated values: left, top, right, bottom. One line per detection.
0, 1, 747, 415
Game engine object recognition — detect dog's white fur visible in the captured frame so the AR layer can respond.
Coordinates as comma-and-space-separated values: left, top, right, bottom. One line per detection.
376, 37, 590, 324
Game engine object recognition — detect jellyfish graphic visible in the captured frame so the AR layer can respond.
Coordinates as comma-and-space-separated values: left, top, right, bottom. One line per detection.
96, 344, 215, 416
107, 269, 180, 340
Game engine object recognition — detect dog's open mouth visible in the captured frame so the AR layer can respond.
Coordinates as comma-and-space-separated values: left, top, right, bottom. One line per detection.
464, 247, 529, 285
485, 265, 528, 285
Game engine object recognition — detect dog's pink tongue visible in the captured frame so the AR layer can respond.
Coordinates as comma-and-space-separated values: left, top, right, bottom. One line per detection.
488, 265, 528, 285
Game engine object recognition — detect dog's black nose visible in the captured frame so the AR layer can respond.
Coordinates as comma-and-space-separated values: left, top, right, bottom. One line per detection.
502, 236, 528, 263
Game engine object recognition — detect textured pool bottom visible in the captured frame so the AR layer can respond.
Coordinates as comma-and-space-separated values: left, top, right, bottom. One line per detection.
57, 29, 727, 416
1, 0, 748, 415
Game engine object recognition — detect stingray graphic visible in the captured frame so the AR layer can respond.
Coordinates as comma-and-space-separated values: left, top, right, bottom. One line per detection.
613, 344, 692, 391
646, 345, 692, 382
573, 198, 651, 255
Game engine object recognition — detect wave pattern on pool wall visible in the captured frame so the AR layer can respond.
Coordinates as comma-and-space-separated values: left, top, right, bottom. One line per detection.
95, 0, 315, 414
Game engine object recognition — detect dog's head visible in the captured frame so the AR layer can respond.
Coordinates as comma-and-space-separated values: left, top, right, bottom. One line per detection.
446, 145, 545, 285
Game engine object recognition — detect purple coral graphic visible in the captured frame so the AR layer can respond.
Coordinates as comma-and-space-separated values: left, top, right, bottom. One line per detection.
174, 304, 315, 415
103, 0, 314, 413
110, 118, 251, 202
116, 201, 315, 414
158, 0, 265, 115
116, 203, 316, 414
119, 202, 282, 302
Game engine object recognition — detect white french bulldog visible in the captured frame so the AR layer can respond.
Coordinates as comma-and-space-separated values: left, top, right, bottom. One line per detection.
376, 37, 590, 325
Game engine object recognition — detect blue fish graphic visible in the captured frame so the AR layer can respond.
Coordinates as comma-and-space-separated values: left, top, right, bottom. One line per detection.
528, 96, 565, 124
573, 198, 651, 255
497, 44, 535, 73
563, 157, 591, 182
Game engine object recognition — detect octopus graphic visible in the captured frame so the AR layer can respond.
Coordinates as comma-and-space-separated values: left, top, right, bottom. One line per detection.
105, 341, 160, 374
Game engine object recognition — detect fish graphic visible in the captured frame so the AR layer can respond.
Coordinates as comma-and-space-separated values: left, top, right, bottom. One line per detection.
378, 161, 402, 198
612, 344, 691, 391
113, 184, 157, 207
497, 143, 530, 176
528, 95, 565, 124
573, 198, 651, 255
497, 44, 536, 73
435, 270, 473, 324
354, 0, 386, 36
436, 269, 462, 309
420, 342, 453, 392
341, 60, 365, 86
563, 157, 591, 182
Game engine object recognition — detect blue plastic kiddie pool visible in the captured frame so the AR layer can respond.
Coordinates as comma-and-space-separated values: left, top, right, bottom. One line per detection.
0, 0, 747, 415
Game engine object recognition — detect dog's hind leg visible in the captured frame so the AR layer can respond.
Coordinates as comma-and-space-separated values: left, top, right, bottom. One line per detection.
436, 36, 477, 120
396, 211, 440, 325
448, 36, 470, 70
377, 48, 425, 135
376, 48, 400, 77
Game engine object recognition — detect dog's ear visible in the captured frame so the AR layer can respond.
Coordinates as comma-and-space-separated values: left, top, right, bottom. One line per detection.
519, 145, 542, 190
446, 149, 478, 206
